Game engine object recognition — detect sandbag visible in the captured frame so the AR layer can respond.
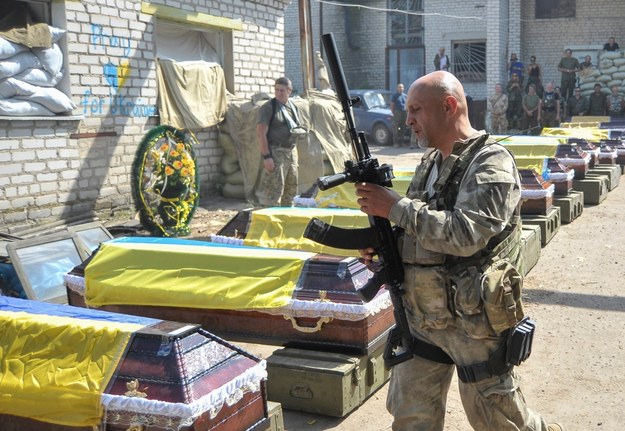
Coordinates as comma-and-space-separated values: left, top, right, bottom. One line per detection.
580, 81, 597, 91
0, 36, 27, 60
6, 77, 75, 113
0, 51, 41, 79
600, 66, 618, 75
49, 26, 67, 43
619, 65, 625, 72
614, 58, 625, 67
600, 51, 622, 60
221, 152, 240, 175
218, 132, 237, 157
13, 67, 62, 87
33, 43, 63, 75
0, 99, 55, 116
597, 74, 612, 82
225, 169, 244, 185
607, 80, 622, 89
613, 72, 625, 80
221, 182, 245, 199
600, 58, 614, 69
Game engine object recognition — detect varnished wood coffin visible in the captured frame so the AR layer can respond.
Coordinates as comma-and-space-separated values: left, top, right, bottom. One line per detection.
519, 169, 554, 215
0, 298, 269, 431
66, 246, 394, 355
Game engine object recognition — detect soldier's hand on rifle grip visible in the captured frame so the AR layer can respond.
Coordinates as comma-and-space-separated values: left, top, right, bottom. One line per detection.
358, 246, 377, 269
355, 182, 401, 218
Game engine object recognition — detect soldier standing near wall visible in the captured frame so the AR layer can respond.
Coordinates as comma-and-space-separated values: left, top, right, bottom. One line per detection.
487, 83, 508, 134
557, 49, 580, 100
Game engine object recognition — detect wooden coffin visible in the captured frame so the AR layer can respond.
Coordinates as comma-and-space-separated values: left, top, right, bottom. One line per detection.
597, 141, 617, 165
519, 169, 554, 215
65, 238, 394, 354
546, 158, 574, 196
601, 139, 625, 166
0, 297, 269, 431
568, 138, 598, 168
555, 143, 591, 179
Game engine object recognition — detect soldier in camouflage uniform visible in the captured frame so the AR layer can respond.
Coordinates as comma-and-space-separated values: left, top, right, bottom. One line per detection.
487, 83, 508, 134
355, 71, 563, 431
256, 77, 300, 206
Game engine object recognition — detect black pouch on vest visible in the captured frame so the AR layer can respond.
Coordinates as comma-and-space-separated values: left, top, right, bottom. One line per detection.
506, 316, 536, 366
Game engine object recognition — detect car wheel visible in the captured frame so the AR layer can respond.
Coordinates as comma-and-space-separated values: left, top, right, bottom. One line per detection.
372, 123, 392, 146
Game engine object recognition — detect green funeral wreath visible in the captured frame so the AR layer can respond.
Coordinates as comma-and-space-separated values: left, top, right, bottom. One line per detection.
131, 125, 200, 236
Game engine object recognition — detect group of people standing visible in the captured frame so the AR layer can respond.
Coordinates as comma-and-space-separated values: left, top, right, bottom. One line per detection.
488, 37, 625, 136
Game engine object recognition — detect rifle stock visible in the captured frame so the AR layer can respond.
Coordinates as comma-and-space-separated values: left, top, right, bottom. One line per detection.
303, 33, 414, 367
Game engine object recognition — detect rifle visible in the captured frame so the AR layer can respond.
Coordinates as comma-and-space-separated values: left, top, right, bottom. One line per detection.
303, 33, 413, 367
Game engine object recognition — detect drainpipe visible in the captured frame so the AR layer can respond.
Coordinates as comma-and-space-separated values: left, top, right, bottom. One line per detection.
299, 0, 315, 93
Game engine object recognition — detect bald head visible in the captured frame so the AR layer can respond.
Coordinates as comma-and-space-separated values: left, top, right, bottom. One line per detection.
409, 71, 468, 117
405, 71, 476, 155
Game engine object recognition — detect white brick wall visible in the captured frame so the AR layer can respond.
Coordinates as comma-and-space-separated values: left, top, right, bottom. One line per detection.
0, 0, 290, 233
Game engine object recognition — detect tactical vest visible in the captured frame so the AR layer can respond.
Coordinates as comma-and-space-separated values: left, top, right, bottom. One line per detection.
409, 134, 523, 272
543, 92, 557, 111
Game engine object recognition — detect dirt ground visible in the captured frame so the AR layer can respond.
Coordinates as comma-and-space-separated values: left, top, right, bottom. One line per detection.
111, 145, 625, 431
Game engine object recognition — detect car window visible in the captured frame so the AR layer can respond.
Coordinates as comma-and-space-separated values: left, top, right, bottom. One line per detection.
364, 93, 387, 109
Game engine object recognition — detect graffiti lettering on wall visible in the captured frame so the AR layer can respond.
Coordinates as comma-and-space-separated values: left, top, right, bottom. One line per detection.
84, 24, 156, 117
81, 90, 157, 117
90, 24, 132, 57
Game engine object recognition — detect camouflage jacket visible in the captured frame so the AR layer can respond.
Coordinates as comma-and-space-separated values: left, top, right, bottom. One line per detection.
388, 132, 521, 266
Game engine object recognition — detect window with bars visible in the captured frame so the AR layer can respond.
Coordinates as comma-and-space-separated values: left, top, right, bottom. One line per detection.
388, 0, 423, 46
452, 40, 486, 82
535, 0, 576, 19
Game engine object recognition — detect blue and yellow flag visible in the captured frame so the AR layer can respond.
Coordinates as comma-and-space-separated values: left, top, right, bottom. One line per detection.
0, 297, 155, 426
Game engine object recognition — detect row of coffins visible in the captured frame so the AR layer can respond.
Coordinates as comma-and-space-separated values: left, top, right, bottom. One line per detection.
6, 127, 624, 427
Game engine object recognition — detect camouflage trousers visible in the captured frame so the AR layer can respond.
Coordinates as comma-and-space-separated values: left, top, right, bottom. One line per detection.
385, 264, 551, 430
490, 113, 508, 135
386, 324, 549, 431
257, 146, 298, 207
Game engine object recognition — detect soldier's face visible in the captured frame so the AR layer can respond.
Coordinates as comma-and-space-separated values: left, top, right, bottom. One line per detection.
406, 86, 445, 149
274, 84, 291, 104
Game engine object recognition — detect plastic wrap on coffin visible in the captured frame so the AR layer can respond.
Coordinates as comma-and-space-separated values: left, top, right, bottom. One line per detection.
546, 158, 574, 196
519, 169, 554, 215
555, 143, 591, 179
65, 246, 394, 354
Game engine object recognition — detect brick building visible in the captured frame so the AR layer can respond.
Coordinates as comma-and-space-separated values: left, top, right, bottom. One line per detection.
286, 0, 624, 122
0, 0, 290, 233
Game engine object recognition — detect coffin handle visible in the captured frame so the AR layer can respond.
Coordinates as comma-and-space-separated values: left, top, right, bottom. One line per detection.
284, 315, 333, 333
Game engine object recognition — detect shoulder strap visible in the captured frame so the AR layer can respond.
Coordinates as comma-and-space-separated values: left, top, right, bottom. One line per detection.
269, 98, 277, 126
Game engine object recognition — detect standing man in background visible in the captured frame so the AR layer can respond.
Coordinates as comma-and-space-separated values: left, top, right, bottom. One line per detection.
391, 83, 409, 147
487, 83, 508, 134
434, 47, 450, 71
566, 87, 588, 119
588, 83, 607, 116
557, 49, 580, 100
256, 77, 301, 207
541, 82, 560, 128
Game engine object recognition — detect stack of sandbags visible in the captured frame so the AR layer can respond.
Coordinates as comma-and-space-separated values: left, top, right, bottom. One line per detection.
579, 50, 625, 97
0, 25, 75, 116
218, 90, 351, 204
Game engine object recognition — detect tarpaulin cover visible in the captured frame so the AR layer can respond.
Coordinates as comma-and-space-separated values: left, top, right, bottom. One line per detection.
243, 207, 371, 256
0, 297, 151, 427
85, 237, 314, 309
